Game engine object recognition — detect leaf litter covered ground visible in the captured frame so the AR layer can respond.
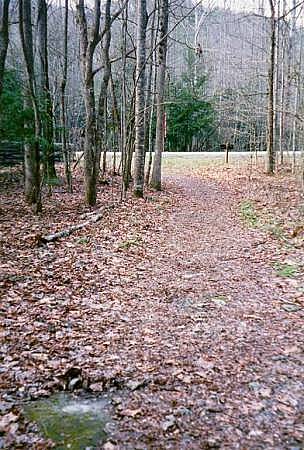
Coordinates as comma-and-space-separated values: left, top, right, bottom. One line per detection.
0, 162, 303, 449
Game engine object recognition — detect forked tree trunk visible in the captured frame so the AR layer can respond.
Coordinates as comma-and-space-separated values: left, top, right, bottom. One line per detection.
76, 0, 101, 206
76, 0, 122, 205
0, 0, 9, 97
133, 0, 147, 197
37, 0, 57, 181
150, 0, 169, 190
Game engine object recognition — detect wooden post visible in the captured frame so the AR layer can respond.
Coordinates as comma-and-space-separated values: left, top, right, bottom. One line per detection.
225, 142, 229, 164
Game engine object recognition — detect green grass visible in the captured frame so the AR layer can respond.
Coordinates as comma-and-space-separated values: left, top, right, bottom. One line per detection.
240, 200, 258, 226
274, 263, 299, 278
118, 236, 142, 250
76, 237, 90, 245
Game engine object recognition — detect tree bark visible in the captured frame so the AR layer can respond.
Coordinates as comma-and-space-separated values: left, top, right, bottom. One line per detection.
110, 73, 120, 174
37, 0, 57, 181
38, 211, 105, 245
133, 0, 148, 197
60, 0, 72, 192
76, 0, 101, 206
0, 0, 9, 97
266, 0, 276, 174
145, 55, 157, 185
150, 0, 169, 191
121, 4, 130, 196
97, 0, 112, 179
144, 2, 157, 184
19, 0, 42, 213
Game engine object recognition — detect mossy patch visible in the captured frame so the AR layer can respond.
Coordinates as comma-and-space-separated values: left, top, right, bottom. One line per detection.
274, 263, 299, 278
240, 200, 258, 226
23, 393, 110, 449
76, 237, 90, 245
118, 236, 142, 250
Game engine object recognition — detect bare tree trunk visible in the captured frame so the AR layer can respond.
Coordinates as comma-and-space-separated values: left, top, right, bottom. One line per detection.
121, 5, 128, 196
279, 34, 285, 166
60, 0, 72, 192
19, 0, 42, 213
97, 0, 112, 180
144, 2, 157, 185
279, 0, 288, 165
76, 0, 101, 206
150, 0, 169, 191
284, 15, 293, 154
273, 0, 281, 167
145, 55, 157, 185
291, 0, 298, 174
291, 78, 299, 173
133, 0, 147, 197
0, 0, 9, 97
102, 96, 108, 176
266, 0, 276, 174
37, 0, 57, 181
110, 73, 120, 174
120, 4, 135, 196
24, 93, 41, 211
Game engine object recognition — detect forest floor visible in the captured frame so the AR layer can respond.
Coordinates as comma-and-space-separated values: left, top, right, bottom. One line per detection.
0, 159, 304, 449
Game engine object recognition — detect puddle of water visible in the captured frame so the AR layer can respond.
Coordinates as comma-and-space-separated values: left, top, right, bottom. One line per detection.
24, 392, 111, 449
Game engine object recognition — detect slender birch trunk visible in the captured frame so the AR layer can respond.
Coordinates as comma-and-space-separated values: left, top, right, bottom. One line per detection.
150, 0, 169, 191
144, 2, 156, 184
291, 0, 298, 173
133, 0, 147, 197
121, 5, 128, 195
60, 0, 72, 192
266, 0, 276, 174
279, 26, 286, 166
145, 53, 157, 184
110, 73, 120, 174
97, 0, 112, 180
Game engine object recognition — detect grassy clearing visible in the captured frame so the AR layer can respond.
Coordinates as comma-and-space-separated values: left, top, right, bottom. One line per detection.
73, 151, 264, 174
161, 152, 259, 173
162, 156, 216, 171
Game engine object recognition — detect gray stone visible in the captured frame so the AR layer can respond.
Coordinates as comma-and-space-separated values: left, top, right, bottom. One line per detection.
282, 303, 301, 312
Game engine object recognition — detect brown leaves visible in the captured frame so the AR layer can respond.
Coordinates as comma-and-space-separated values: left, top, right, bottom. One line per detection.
0, 412, 19, 433
119, 408, 142, 418
1, 165, 304, 448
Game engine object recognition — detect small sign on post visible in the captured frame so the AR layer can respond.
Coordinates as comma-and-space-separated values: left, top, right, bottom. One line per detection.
220, 143, 234, 164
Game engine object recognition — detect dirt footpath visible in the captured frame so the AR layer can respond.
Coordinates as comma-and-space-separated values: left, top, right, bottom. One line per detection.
1, 167, 303, 449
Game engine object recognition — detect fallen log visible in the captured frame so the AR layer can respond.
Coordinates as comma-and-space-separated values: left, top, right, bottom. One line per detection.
37, 212, 104, 246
